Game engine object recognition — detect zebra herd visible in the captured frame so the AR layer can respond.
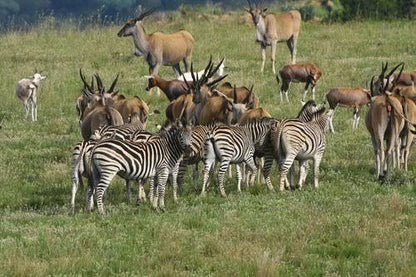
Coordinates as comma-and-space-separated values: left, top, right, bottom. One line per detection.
71, 92, 333, 214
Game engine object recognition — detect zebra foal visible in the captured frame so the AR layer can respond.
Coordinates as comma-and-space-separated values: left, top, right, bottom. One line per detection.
271, 106, 332, 191
89, 123, 192, 214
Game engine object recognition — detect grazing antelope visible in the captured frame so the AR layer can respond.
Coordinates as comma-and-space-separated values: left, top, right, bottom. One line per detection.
276, 63, 322, 102
16, 71, 47, 121
245, 0, 301, 73
117, 9, 194, 77
325, 87, 371, 133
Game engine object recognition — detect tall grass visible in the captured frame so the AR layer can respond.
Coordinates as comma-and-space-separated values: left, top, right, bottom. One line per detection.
0, 14, 415, 275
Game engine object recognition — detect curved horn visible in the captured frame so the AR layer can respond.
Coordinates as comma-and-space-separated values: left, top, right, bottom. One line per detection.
178, 100, 188, 121
233, 85, 238, 103
370, 76, 375, 96
108, 73, 120, 93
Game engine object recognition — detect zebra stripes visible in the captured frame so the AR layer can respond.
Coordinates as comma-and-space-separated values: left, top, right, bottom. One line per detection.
89, 124, 192, 214
271, 107, 332, 191
201, 118, 276, 197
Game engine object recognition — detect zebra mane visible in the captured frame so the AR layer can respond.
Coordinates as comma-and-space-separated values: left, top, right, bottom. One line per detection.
296, 100, 317, 118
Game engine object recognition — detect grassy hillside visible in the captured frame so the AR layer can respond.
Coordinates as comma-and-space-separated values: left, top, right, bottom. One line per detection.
0, 14, 415, 275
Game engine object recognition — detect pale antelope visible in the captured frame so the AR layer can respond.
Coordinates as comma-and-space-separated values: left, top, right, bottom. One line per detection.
16, 71, 47, 121
245, 0, 301, 73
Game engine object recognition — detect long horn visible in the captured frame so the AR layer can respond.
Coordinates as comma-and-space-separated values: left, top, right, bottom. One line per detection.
178, 100, 188, 121
370, 76, 375, 96
384, 63, 404, 92
207, 74, 228, 87
249, 84, 254, 93
135, 8, 156, 22
108, 73, 120, 93
387, 62, 404, 80
209, 57, 225, 79
94, 73, 104, 92
392, 63, 405, 89
233, 85, 238, 103
247, 0, 252, 9
80, 69, 93, 93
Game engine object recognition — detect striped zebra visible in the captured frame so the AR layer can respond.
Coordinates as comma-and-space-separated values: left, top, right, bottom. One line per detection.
258, 100, 326, 191
270, 106, 332, 191
201, 118, 277, 197
176, 125, 214, 191
89, 124, 192, 214
70, 123, 145, 213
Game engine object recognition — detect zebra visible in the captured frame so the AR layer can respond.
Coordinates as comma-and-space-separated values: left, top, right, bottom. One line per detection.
270, 105, 333, 191
176, 125, 213, 191
260, 100, 326, 191
201, 118, 277, 197
89, 123, 192, 214
70, 123, 145, 213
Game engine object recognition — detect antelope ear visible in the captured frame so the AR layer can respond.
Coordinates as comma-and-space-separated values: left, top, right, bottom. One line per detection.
244, 7, 251, 13
300, 100, 306, 106
385, 91, 393, 96
262, 8, 268, 13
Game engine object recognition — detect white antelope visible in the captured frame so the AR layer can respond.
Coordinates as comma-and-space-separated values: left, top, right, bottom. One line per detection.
245, 0, 301, 74
16, 71, 47, 121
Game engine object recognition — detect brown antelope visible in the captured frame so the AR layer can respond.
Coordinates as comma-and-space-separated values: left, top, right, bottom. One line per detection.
276, 63, 322, 102
117, 9, 194, 77
145, 75, 190, 101
366, 63, 407, 180
245, 0, 301, 73
114, 96, 150, 127
16, 71, 47, 121
325, 87, 371, 133
216, 82, 260, 108
79, 72, 124, 140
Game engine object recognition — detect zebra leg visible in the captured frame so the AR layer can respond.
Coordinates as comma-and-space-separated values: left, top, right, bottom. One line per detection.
85, 179, 94, 212
171, 163, 180, 203
228, 164, 233, 180
279, 153, 296, 191
312, 85, 316, 100
329, 109, 336, 133
151, 178, 159, 210
262, 155, 275, 191
236, 164, 243, 192
218, 160, 231, 197
298, 160, 308, 189
176, 160, 187, 192
313, 155, 323, 188
257, 157, 265, 184
137, 180, 147, 203
157, 170, 170, 212
201, 159, 215, 196
245, 158, 258, 187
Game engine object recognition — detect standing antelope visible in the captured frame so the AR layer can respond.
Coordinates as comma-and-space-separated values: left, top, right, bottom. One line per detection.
245, 0, 301, 73
16, 71, 47, 121
325, 87, 371, 133
276, 63, 322, 102
117, 9, 194, 77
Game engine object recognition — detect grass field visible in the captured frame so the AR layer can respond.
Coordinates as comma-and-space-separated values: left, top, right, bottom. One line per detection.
0, 12, 416, 276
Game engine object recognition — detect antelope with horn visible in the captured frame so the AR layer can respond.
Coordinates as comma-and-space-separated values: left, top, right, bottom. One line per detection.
366, 63, 408, 180
117, 8, 194, 78
245, 0, 301, 73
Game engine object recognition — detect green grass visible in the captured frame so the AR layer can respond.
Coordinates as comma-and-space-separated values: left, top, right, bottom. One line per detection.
1, 14, 416, 276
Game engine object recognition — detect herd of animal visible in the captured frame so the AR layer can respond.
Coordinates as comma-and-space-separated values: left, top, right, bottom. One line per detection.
14, 1, 416, 215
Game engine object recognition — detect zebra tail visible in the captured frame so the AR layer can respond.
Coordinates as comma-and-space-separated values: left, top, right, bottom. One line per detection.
209, 134, 222, 160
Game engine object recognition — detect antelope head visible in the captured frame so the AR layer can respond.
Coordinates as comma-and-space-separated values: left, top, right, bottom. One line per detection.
244, 0, 267, 25
117, 8, 155, 37
371, 62, 404, 96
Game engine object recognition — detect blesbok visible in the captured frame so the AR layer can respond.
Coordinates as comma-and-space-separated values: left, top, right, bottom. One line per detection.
145, 75, 190, 101
276, 63, 322, 102
366, 63, 408, 179
245, 0, 301, 73
325, 87, 371, 133
16, 71, 47, 121
117, 9, 194, 77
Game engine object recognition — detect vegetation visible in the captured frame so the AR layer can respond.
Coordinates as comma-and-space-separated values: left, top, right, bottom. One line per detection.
0, 13, 416, 275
